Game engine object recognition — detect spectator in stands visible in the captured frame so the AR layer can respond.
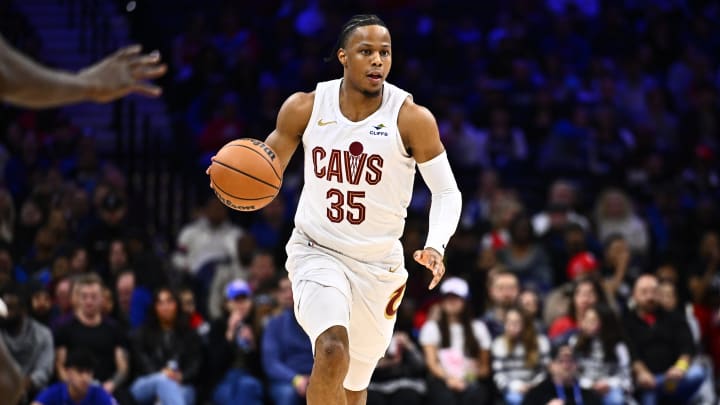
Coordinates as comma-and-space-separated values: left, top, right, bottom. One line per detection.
496, 214, 553, 292
197, 92, 246, 155
261, 276, 313, 405
0, 285, 54, 402
100, 286, 114, 318
519, 288, 545, 332
594, 188, 649, 257
569, 304, 631, 405
32, 349, 114, 405
68, 245, 90, 276
208, 279, 263, 405
548, 277, 606, 342
130, 287, 202, 405
658, 280, 702, 344
478, 107, 529, 172
178, 286, 208, 335
249, 195, 293, 265
172, 196, 243, 308
492, 306, 551, 405
624, 275, 705, 404
598, 234, 633, 307
50, 277, 73, 329
246, 250, 278, 297
532, 180, 590, 237
482, 269, 519, 338
54, 274, 129, 397
521, 343, 602, 405
420, 277, 492, 405
208, 233, 255, 320
480, 194, 523, 252
688, 230, 720, 305
368, 330, 426, 405
114, 270, 134, 328
104, 239, 130, 284
83, 190, 131, 268
28, 282, 53, 327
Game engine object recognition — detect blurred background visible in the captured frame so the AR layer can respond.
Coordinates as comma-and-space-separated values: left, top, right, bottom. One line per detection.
3, 0, 720, 404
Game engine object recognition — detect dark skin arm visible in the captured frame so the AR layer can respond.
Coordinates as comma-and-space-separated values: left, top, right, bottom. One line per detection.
0, 35, 166, 108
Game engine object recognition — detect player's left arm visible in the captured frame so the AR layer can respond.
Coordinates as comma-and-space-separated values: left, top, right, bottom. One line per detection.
398, 99, 462, 290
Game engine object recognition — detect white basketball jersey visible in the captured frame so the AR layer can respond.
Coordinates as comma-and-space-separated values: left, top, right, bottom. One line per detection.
294, 79, 416, 262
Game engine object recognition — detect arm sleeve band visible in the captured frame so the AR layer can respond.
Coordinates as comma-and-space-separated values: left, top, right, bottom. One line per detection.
417, 151, 462, 256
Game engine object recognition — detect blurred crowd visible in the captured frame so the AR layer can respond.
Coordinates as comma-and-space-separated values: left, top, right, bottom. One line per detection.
3, 0, 720, 404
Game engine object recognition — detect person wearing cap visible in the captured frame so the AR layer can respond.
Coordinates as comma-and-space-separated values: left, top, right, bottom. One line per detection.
32, 349, 114, 405
521, 343, 602, 405
419, 277, 492, 405
208, 279, 264, 405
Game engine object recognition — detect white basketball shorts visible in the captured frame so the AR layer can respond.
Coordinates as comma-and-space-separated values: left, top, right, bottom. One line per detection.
285, 229, 408, 391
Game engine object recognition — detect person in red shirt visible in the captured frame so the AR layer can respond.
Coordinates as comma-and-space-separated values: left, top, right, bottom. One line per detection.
548, 277, 606, 342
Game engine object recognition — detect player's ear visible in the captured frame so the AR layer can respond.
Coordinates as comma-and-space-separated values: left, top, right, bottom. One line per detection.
338, 48, 347, 68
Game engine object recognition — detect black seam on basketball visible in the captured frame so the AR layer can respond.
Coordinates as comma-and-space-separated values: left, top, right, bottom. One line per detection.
222, 144, 282, 181
211, 179, 275, 201
211, 159, 280, 190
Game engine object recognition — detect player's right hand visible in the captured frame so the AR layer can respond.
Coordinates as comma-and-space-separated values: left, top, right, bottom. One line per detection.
206, 156, 215, 189
414, 248, 445, 290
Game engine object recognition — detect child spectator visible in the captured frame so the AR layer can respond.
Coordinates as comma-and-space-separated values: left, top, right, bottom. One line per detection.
569, 304, 631, 405
491, 306, 551, 405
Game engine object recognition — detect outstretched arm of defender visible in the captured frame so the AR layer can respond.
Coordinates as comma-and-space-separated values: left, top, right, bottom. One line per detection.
399, 100, 462, 289
0, 36, 166, 108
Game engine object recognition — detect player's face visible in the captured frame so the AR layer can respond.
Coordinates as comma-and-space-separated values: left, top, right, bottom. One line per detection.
339, 25, 392, 97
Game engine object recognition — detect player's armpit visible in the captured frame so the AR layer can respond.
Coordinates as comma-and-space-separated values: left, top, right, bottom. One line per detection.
264, 91, 314, 171
397, 99, 445, 164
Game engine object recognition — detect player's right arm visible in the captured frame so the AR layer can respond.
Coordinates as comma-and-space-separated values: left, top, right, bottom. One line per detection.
263, 91, 314, 172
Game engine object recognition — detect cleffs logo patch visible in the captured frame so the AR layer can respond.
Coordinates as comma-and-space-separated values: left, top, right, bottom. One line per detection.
370, 123, 388, 136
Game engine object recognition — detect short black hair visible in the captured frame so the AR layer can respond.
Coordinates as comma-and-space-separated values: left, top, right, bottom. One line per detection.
324, 14, 387, 62
550, 342, 575, 360
65, 349, 97, 372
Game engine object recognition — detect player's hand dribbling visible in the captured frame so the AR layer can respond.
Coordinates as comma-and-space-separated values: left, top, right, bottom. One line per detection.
206, 157, 215, 189
414, 247, 445, 290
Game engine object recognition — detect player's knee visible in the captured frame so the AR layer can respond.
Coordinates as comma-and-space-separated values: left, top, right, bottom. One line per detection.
315, 327, 349, 365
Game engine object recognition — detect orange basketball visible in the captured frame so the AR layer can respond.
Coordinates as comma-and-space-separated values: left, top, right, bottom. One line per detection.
210, 138, 283, 211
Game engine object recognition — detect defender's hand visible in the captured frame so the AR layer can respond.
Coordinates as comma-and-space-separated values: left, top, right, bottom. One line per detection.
414, 248, 445, 290
78, 44, 167, 103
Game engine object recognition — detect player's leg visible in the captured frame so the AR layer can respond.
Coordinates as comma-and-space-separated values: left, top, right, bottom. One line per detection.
345, 388, 367, 405
293, 279, 352, 405
309, 325, 350, 404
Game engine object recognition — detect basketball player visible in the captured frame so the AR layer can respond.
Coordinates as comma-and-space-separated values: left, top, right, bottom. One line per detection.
0, 33, 166, 404
208, 14, 461, 405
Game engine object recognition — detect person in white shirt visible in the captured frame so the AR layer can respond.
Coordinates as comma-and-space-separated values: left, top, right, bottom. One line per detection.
420, 277, 492, 405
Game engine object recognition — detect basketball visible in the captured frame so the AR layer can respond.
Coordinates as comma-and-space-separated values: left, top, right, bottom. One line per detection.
210, 138, 283, 211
